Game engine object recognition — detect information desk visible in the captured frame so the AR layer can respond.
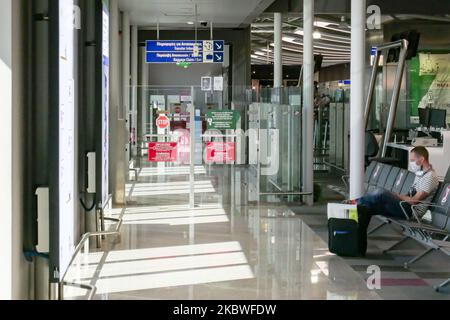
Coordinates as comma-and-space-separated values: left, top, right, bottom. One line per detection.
386, 131, 450, 180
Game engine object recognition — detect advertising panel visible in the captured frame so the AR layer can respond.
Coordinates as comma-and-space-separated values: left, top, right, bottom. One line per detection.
58, 0, 76, 277
102, 0, 110, 206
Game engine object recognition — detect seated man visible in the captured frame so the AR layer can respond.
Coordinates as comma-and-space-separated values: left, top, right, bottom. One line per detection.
356, 147, 440, 223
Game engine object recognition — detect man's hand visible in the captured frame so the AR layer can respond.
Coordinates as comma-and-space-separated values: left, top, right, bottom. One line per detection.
397, 191, 430, 205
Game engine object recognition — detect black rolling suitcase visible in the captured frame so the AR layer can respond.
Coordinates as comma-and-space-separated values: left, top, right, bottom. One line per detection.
327, 204, 368, 257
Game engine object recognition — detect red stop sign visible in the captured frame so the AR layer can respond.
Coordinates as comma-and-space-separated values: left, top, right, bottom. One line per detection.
156, 115, 170, 130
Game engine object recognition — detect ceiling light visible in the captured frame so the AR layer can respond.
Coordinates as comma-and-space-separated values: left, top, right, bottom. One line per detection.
187, 21, 194, 25
294, 29, 304, 36
282, 36, 296, 42
314, 21, 333, 28
313, 30, 322, 39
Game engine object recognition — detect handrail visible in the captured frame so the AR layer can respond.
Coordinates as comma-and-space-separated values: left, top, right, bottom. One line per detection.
145, 134, 174, 138
59, 206, 125, 300
202, 134, 238, 138
322, 160, 347, 173
259, 192, 313, 196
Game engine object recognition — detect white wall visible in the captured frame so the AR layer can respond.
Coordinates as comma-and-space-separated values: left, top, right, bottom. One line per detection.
0, 0, 13, 300
147, 63, 223, 87
11, 0, 28, 299
109, 0, 127, 204
0, 0, 29, 300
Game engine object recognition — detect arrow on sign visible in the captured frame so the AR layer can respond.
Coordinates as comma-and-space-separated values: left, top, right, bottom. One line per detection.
214, 53, 223, 62
215, 42, 223, 51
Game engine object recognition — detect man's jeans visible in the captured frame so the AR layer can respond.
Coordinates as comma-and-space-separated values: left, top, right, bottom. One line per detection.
357, 188, 412, 222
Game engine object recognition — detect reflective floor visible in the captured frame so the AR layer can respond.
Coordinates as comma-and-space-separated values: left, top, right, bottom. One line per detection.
63, 162, 380, 300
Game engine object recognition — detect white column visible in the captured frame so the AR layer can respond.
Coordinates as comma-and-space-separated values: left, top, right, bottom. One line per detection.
273, 12, 282, 88
302, 0, 314, 205
131, 25, 138, 157
350, 0, 366, 199
109, 0, 126, 204
0, 0, 13, 300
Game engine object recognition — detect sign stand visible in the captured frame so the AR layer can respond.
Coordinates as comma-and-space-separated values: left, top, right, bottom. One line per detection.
189, 87, 196, 209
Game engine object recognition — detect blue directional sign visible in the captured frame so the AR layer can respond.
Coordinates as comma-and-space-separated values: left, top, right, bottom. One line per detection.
146, 52, 203, 63
214, 40, 224, 51
338, 80, 351, 85
146, 40, 203, 52
146, 40, 225, 64
213, 52, 224, 63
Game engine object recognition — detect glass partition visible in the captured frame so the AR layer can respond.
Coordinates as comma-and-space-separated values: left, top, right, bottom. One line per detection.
127, 85, 305, 204
248, 87, 303, 202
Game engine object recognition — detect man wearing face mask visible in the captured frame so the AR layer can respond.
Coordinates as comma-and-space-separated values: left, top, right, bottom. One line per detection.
355, 147, 440, 224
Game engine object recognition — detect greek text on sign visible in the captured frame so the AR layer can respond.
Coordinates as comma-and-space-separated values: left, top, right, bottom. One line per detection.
148, 142, 178, 162
206, 142, 236, 163
146, 40, 224, 52
206, 110, 241, 130
146, 40, 224, 64
156, 114, 170, 130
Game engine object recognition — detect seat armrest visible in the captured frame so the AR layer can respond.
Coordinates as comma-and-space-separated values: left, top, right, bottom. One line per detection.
399, 201, 414, 221
411, 203, 450, 230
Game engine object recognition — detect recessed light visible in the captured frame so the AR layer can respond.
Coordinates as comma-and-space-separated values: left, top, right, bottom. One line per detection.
187, 21, 194, 25
282, 36, 296, 42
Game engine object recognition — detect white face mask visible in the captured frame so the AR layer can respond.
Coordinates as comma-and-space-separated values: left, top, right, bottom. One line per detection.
410, 161, 422, 174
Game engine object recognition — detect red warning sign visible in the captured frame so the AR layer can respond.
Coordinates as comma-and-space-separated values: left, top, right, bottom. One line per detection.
148, 142, 178, 162
156, 114, 170, 130
206, 142, 236, 163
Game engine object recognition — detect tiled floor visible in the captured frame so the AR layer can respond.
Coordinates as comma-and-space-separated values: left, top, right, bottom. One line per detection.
62, 163, 450, 300
63, 163, 380, 300
292, 173, 450, 300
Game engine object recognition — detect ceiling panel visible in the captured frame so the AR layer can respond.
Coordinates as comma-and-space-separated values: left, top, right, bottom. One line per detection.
118, 0, 275, 28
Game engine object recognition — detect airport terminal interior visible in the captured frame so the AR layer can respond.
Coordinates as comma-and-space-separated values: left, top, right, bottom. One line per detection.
2, 0, 450, 301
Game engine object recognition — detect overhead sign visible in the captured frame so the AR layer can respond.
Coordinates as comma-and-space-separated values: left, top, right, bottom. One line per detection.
206, 142, 236, 163
146, 40, 225, 64
148, 142, 178, 162
338, 80, 351, 86
156, 114, 170, 130
206, 110, 241, 130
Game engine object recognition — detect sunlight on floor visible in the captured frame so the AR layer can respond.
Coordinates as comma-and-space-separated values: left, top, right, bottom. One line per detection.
125, 180, 216, 197
64, 241, 254, 298
137, 166, 207, 177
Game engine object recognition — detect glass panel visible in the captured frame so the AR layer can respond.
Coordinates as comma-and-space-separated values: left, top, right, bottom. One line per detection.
247, 87, 303, 202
